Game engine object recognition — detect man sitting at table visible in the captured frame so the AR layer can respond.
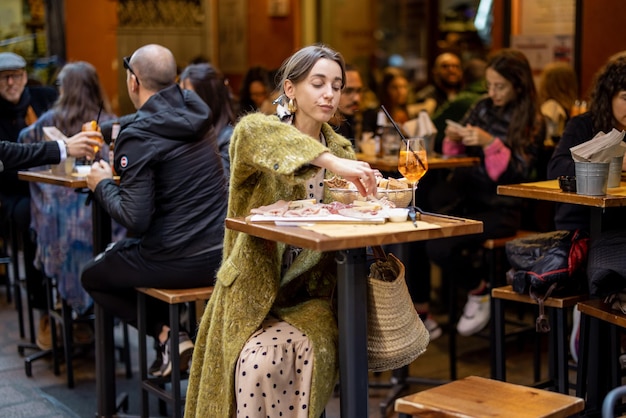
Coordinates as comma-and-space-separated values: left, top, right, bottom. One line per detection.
329, 64, 366, 148
80, 44, 227, 376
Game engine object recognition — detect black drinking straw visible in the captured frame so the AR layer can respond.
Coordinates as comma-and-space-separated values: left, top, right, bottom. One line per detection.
380, 105, 426, 170
95, 101, 103, 125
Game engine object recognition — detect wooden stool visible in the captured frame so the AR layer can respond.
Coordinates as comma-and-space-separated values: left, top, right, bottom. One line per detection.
136, 286, 214, 418
576, 299, 626, 416
492, 285, 587, 393
395, 375, 584, 417
448, 230, 537, 380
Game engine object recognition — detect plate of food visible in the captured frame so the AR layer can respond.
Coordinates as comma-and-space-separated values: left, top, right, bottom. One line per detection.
249, 199, 387, 223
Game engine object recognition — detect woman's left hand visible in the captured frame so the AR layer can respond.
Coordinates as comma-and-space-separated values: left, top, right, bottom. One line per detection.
461, 125, 494, 148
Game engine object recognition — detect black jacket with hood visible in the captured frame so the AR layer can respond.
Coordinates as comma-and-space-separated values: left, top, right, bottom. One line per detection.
93, 84, 227, 260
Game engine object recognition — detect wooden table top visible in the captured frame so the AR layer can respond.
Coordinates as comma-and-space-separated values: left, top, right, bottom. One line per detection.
395, 375, 585, 418
577, 298, 626, 328
492, 285, 588, 309
498, 180, 626, 208
356, 153, 479, 173
18, 169, 120, 188
18, 169, 88, 188
226, 214, 483, 252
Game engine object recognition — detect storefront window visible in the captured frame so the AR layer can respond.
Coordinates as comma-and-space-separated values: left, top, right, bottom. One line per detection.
0, 0, 56, 84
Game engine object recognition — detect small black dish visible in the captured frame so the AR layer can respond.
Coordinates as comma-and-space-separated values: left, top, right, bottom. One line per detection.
558, 175, 577, 192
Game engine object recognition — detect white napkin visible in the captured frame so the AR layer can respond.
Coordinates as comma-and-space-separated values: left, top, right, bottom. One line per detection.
570, 129, 626, 162
402, 110, 437, 138
402, 111, 437, 155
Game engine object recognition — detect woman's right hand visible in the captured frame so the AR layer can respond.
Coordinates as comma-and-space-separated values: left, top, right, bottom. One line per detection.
314, 152, 377, 197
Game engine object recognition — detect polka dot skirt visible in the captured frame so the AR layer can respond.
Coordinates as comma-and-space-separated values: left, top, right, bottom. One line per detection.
235, 316, 313, 418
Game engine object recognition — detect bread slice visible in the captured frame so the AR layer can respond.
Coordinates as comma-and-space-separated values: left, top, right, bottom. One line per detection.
377, 178, 389, 189
388, 178, 409, 190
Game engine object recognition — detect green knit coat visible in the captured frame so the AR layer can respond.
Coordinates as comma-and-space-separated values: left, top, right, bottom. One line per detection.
185, 113, 356, 417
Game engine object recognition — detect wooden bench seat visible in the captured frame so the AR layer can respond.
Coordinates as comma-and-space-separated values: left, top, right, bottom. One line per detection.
482, 230, 538, 250
395, 375, 584, 418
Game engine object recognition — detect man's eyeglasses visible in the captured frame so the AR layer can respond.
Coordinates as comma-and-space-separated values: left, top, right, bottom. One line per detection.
0, 72, 25, 84
123, 56, 140, 85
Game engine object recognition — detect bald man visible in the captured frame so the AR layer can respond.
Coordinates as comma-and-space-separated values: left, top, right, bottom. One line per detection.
81, 44, 228, 377
414, 52, 464, 115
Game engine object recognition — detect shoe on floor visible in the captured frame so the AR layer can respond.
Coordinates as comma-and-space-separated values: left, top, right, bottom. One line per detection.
158, 331, 194, 377
422, 316, 442, 341
570, 305, 581, 364
457, 293, 490, 336
72, 322, 94, 345
36, 315, 52, 350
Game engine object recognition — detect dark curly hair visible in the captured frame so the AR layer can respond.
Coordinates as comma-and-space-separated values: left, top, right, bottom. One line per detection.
589, 51, 626, 133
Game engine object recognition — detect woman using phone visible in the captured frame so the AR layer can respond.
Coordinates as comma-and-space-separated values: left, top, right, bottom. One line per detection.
426, 49, 545, 337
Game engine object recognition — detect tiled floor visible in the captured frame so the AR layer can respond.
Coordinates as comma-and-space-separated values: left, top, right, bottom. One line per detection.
0, 301, 564, 417
0, 260, 576, 418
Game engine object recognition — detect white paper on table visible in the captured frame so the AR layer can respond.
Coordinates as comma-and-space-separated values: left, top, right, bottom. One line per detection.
42, 126, 69, 142
570, 128, 626, 162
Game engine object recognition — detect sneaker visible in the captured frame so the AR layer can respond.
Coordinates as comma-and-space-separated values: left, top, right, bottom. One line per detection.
36, 315, 52, 350
570, 305, 581, 364
422, 316, 442, 341
149, 355, 163, 377
457, 293, 491, 336
158, 331, 194, 377
620, 353, 626, 370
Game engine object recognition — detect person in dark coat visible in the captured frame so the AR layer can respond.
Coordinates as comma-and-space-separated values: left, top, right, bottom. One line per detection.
547, 51, 626, 232
80, 44, 228, 377
1, 51, 59, 348
426, 49, 545, 337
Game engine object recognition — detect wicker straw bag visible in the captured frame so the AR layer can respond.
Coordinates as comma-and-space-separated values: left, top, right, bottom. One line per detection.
367, 247, 430, 372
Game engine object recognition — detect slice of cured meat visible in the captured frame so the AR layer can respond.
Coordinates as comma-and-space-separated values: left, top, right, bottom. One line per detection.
250, 200, 291, 216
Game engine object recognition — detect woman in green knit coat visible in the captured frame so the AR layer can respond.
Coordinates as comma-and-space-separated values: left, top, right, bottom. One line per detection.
185, 45, 377, 417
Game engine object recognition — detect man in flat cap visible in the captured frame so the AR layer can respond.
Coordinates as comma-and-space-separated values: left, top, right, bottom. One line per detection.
0, 51, 58, 350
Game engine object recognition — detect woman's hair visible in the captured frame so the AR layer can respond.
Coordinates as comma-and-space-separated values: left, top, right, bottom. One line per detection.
179, 63, 235, 134
589, 51, 626, 133
53, 61, 111, 135
378, 67, 408, 110
238, 66, 271, 115
487, 48, 539, 156
538, 62, 578, 117
276, 44, 346, 98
